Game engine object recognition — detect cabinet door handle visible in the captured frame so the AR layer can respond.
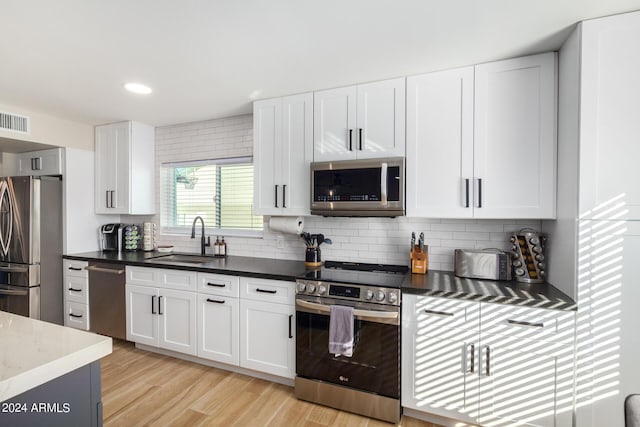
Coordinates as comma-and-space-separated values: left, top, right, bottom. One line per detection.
423, 309, 454, 317
69, 313, 83, 318
206, 298, 225, 304
152, 295, 156, 314
274, 185, 279, 208
282, 184, 287, 208
507, 319, 544, 328
68, 267, 83, 271
110, 190, 115, 208
484, 345, 491, 376
477, 178, 483, 208
470, 343, 475, 373
68, 287, 82, 292
358, 128, 363, 150
207, 282, 226, 288
348, 129, 353, 151
288, 314, 293, 339
464, 178, 470, 208
461, 343, 475, 374
106, 190, 110, 208
256, 288, 277, 294
158, 296, 163, 315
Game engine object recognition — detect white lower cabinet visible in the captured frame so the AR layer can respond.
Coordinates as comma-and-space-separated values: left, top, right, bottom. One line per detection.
239, 298, 295, 379
125, 267, 295, 379
63, 259, 89, 330
125, 267, 197, 356
197, 293, 240, 365
402, 294, 575, 427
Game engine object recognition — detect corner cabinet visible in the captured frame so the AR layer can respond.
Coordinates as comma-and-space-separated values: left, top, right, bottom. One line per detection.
95, 121, 155, 214
406, 52, 557, 219
313, 78, 405, 161
402, 294, 575, 427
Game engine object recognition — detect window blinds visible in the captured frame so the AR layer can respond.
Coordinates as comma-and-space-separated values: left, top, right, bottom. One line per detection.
160, 157, 263, 232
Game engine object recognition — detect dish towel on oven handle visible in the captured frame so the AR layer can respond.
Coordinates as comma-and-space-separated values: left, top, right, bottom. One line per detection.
329, 305, 354, 357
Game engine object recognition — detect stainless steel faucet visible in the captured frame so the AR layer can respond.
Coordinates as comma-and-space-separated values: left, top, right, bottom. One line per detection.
191, 216, 210, 255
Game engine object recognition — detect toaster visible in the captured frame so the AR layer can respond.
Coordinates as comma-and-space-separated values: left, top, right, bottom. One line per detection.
454, 249, 512, 281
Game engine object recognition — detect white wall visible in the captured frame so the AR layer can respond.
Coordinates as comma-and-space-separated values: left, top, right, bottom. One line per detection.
0, 102, 94, 151
137, 114, 541, 271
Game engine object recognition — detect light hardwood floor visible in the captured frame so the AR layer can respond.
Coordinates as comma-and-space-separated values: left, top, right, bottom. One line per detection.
101, 340, 443, 427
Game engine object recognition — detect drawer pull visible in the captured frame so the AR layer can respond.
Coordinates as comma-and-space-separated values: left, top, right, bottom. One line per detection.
68, 266, 83, 271
424, 309, 454, 317
206, 298, 225, 304
69, 313, 83, 318
207, 282, 226, 288
68, 287, 82, 292
507, 319, 544, 328
256, 288, 277, 294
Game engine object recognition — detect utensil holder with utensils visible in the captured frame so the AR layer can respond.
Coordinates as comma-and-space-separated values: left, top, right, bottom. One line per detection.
300, 232, 332, 268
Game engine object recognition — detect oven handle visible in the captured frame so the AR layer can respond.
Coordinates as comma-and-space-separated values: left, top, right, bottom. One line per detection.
296, 299, 399, 324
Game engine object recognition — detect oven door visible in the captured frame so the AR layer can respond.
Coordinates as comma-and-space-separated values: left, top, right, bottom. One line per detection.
295, 296, 400, 399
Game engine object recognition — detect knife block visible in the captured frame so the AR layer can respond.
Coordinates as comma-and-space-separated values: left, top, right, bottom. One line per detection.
410, 245, 428, 274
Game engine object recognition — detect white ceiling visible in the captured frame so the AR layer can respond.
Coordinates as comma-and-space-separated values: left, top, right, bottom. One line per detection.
1, 0, 640, 128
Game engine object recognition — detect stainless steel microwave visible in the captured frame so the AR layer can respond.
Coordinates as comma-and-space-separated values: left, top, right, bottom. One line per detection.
310, 157, 405, 217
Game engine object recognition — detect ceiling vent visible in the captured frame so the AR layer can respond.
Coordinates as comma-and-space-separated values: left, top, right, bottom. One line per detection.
0, 112, 30, 134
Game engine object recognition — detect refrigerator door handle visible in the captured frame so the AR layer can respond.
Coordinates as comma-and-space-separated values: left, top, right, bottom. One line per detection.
0, 288, 28, 296
0, 263, 29, 273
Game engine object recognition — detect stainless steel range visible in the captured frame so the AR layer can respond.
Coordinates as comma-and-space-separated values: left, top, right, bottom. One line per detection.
294, 261, 407, 424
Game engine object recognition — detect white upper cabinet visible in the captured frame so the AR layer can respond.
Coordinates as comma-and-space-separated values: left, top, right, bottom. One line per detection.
95, 121, 155, 215
579, 12, 640, 220
407, 53, 557, 219
474, 52, 557, 219
406, 66, 474, 218
16, 148, 64, 176
314, 78, 405, 161
253, 93, 312, 216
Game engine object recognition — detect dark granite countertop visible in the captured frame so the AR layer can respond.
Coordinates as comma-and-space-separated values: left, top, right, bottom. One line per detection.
63, 251, 308, 282
402, 270, 577, 311
63, 252, 576, 310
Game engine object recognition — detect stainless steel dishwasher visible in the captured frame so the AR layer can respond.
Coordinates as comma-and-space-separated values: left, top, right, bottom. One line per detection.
86, 262, 126, 340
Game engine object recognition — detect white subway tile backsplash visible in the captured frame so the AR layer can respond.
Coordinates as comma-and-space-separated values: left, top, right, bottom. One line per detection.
148, 113, 542, 271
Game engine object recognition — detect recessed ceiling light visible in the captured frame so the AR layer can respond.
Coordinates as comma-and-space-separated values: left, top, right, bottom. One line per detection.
124, 82, 152, 95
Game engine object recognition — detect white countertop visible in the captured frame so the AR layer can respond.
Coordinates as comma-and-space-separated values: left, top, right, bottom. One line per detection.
0, 312, 112, 402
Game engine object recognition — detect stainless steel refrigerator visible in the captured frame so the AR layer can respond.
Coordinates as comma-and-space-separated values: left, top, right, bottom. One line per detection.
0, 176, 63, 324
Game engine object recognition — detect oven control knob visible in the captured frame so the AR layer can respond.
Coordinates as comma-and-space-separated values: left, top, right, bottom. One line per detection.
365, 289, 374, 300
375, 290, 385, 302
306, 284, 316, 294
317, 285, 327, 295
387, 292, 398, 304
297, 283, 307, 293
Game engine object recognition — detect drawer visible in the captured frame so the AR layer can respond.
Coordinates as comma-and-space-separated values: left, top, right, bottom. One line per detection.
480, 302, 575, 344
63, 259, 88, 278
198, 272, 239, 297
402, 294, 480, 332
240, 277, 295, 305
65, 301, 89, 330
65, 275, 88, 304
126, 266, 157, 286
157, 268, 197, 292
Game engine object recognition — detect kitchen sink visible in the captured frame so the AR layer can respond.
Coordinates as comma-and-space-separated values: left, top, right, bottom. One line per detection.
147, 254, 221, 264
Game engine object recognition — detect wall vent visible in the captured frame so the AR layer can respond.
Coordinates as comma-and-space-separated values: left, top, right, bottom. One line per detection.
0, 112, 30, 134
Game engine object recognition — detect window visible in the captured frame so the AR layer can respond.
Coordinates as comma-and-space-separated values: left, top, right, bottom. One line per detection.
161, 157, 263, 235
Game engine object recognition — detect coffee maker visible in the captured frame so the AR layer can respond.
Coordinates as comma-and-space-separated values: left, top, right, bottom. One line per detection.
100, 223, 123, 251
